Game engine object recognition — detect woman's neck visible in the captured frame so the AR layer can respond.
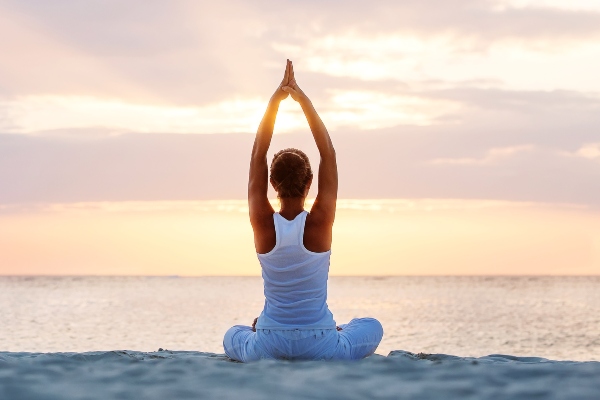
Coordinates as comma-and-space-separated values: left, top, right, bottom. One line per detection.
278, 197, 306, 220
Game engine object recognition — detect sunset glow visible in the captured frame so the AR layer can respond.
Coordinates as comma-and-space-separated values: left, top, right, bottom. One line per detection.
1, 0, 599, 276
1, 200, 598, 276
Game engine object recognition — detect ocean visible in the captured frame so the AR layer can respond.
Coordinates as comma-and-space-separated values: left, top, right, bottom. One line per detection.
1, 276, 598, 361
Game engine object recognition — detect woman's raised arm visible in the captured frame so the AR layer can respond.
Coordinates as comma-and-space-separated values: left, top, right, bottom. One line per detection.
282, 62, 338, 226
248, 60, 292, 228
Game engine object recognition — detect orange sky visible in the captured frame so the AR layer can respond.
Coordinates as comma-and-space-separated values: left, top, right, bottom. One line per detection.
1, 1, 599, 275
1, 200, 598, 275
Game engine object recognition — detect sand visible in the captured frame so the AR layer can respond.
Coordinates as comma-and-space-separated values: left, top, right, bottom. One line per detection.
1, 350, 598, 399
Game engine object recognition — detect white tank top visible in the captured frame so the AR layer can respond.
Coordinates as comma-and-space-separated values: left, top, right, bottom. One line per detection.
255, 210, 336, 330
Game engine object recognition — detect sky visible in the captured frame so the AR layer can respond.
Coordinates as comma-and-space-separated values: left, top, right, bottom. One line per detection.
0, 0, 599, 275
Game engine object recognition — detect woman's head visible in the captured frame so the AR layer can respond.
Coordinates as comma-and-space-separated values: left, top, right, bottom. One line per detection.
270, 148, 313, 198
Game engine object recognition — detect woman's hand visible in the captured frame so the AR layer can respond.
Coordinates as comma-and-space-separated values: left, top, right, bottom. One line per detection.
271, 59, 292, 103
281, 61, 307, 103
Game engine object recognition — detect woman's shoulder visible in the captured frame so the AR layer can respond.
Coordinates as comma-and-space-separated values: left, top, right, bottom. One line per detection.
253, 212, 276, 254
303, 210, 333, 253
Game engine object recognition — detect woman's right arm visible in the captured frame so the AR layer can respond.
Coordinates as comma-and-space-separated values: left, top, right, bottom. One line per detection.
248, 60, 291, 250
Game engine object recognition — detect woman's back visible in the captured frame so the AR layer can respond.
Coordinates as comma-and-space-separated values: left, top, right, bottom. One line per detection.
256, 211, 336, 330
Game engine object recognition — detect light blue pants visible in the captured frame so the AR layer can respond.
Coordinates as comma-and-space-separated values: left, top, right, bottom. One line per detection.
223, 318, 383, 362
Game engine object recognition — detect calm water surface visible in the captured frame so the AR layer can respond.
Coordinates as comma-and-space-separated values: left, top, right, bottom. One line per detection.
1, 276, 598, 360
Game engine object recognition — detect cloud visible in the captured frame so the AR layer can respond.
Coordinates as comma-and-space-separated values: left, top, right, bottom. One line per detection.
1, 0, 600, 105
1, 129, 598, 207
3, 84, 597, 139
0, 90, 460, 134
3, 198, 584, 217
274, 32, 600, 92
490, 0, 600, 12
0, 95, 268, 134
576, 143, 600, 160
430, 145, 534, 165
0, 1, 279, 104
2, 0, 598, 141
261, 0, 600, 45
567, 143, 600, 161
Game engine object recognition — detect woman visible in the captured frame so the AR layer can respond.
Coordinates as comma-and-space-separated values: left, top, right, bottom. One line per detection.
223, 60, 383, 362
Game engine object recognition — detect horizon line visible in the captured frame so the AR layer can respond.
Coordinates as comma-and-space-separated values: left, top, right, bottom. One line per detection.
1, 274, 598, 278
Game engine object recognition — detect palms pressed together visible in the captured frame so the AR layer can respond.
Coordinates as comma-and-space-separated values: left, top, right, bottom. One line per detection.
273, 59, 306, 103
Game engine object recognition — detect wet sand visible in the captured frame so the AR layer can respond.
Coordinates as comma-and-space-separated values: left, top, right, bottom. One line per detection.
1, 349, 598, 399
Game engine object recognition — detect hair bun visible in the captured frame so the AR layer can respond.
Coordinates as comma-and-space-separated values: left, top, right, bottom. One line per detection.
270, 148, 313, 198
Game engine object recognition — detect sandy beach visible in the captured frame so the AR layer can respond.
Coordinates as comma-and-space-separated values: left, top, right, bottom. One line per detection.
1, 349, 599, 399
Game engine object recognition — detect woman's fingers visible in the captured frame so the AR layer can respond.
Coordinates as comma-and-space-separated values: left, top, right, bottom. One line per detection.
289, 60, 295, 82
288, 61, 301, 92
274, 59, 298, 101
282, 59, 290, 86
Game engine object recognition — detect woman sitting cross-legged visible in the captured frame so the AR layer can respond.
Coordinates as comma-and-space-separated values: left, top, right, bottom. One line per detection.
223, 59, 383, 362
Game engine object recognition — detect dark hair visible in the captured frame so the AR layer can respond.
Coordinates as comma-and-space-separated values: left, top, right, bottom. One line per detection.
270, 148, 313, 198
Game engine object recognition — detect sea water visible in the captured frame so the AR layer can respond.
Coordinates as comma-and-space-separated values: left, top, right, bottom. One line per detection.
1, 276, 599, 361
